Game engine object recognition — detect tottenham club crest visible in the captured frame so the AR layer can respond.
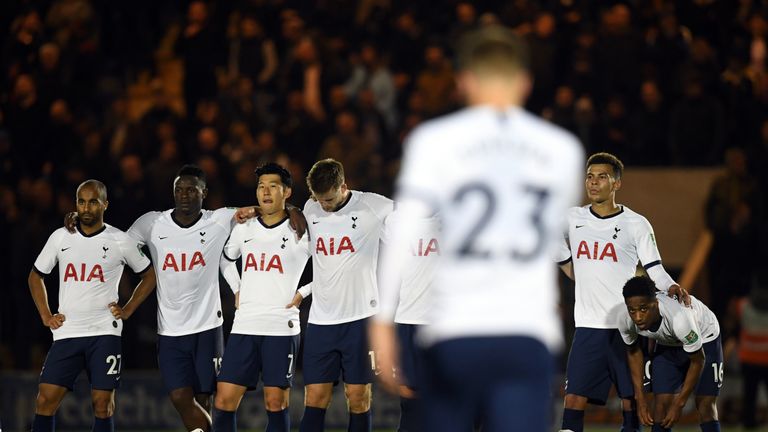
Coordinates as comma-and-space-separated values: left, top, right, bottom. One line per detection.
200, 231, 206, 244
102, 246, 109, 259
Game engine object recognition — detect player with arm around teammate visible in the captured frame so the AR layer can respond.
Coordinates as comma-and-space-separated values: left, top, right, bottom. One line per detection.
28, 180, 155, 432
371, 25, 584, 432
556, 152, 689, 432
620, 276, 722, 431
212, 163, 311, 432
286, 158, 393, 432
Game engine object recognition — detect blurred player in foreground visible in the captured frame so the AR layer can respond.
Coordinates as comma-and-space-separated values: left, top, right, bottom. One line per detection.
370, 25, 584, 431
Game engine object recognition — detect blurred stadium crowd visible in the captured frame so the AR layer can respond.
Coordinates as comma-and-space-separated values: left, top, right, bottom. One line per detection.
1, 0, 768, 394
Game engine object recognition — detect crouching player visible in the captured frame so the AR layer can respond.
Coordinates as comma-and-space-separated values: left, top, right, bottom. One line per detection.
620, 276, 722, 431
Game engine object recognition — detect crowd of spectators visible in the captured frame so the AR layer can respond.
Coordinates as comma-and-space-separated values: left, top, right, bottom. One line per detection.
3, 0, 768, 375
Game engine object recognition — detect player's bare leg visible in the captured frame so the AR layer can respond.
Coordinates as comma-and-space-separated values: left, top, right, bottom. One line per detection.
264, 386, 291, 431
621, 397, 640, 431
344, 383, 372, 431
212, 382, 247, 432
695, 395, 720, 431
33, 383, 67, 431
300, 383, 333, 432
169, 387, 211, 431
652, 393, 674, 431
91, 389, 116, 431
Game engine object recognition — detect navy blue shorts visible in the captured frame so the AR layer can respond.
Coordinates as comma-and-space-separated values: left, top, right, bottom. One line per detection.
157, 326, 223, 394
218, 333, 299, 389
565, 328, 634, 404
302, 319, 374, 385
396, 323, 423, 389
40, 335, 122, 391
651, 335, 723, 396
422, 336, 554, 432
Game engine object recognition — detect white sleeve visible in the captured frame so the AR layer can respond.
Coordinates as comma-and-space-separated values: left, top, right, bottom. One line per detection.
223, 226, 242, 261
127, 212, 159, 245
298, 282, 312, 298
33, 230, 62, 275
618, 314, 638, 346
220, 255, 241, 293
214, 207, 238, 231
673, 309, 703, 353
118, 233, 152, 274
376, 212, 404, 321
635, 217, 663, 271
555, 231, 572, 264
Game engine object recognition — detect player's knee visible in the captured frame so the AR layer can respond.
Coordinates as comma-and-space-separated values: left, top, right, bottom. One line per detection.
344, 386, 371, 413
169, 387, 195, 408
35, 392, 59, 414
304, 386, 332, 408
195, 393, 211, 411
264, 393, 287, 411
92, 396, 115, 418
563, 394, 587, 410
696, 397, 718, 422
214, 392, 239, 412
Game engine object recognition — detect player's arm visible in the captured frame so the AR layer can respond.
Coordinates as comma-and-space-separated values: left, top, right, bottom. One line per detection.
110, 266, 157, 320
28, 270, 65, 329
233, 205, 307, 237
286, 282, 312, 308
558, 260, 574, 280
661, 348, 705, 428
636, 219, 690, 305
625, 341, 653, 426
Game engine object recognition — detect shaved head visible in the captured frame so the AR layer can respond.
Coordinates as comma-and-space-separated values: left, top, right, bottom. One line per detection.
77, 179, 108, 201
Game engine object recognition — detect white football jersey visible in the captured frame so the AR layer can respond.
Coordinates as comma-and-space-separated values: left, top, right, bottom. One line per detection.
223, 216, 310, 335
385, 106, 584, 350
619, 293, 720, 353
379, 214, 440, 325
556, 205, 664, 329
128, 208, 236, 336
33, 225, 151, 341
303, 191, 394, 324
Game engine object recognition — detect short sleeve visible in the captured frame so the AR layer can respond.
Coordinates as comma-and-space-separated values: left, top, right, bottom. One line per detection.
118, 233, 152, 274
214, 207, 238, 231
673, 309, 703, 353
33, 230, 62, 275
635, 217, 663, 270
618, 315, 638, 346
555, 231, 572, 264
223, 225, 242, 261
127, 211, 160, 245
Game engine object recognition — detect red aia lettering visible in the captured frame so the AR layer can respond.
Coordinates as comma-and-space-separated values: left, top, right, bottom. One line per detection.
243, 253, 284, 273
63, 263, 105, 282
315, 236, 355, 256
162, 252, 206, 271
575, 241, 618, 262
412, 238, 440, 256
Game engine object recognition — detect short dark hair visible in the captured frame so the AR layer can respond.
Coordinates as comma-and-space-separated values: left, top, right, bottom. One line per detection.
457, 25, 529, 75
622, 276, 657, 300
176, 164, 206, 185
307, 159, 345, 194
255, 162, 292, 188
77, 179, 108, 201
587, 152, 624, 179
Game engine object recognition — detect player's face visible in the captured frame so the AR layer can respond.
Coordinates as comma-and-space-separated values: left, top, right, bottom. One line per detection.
313, 184, 348, 212
625, 296, 660, 330
257, 174, 291, 215
585, 164, 620, 204
173, 176, 207, 215
76, 186, 107, 227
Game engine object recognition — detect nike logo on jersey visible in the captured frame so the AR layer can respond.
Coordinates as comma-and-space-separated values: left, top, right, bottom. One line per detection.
244, 238, 254, 243
312, 221, 319, 224
286, 373, 293, 379
159, 236, 168, 239
61, 247, 71, 251
643, 381, 651, 386
575, 225, 585, 229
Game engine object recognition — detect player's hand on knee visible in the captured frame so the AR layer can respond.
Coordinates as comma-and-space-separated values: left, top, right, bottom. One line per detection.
667, 284, 691, 307
285, 292, 303, 309
661, 403, 683, 428
635, 398, 653, 426
64, 212, 78, 233
45, 313, 66, 329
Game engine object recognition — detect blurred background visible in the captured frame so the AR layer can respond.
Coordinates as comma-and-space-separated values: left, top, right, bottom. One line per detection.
1, 0, 768, 430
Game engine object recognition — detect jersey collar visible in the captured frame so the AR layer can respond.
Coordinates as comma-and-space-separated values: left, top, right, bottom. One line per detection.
77, 224, 106, 238
258, 215, 289, 229
171, 211, 203, 228
589, 205, 624, 220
